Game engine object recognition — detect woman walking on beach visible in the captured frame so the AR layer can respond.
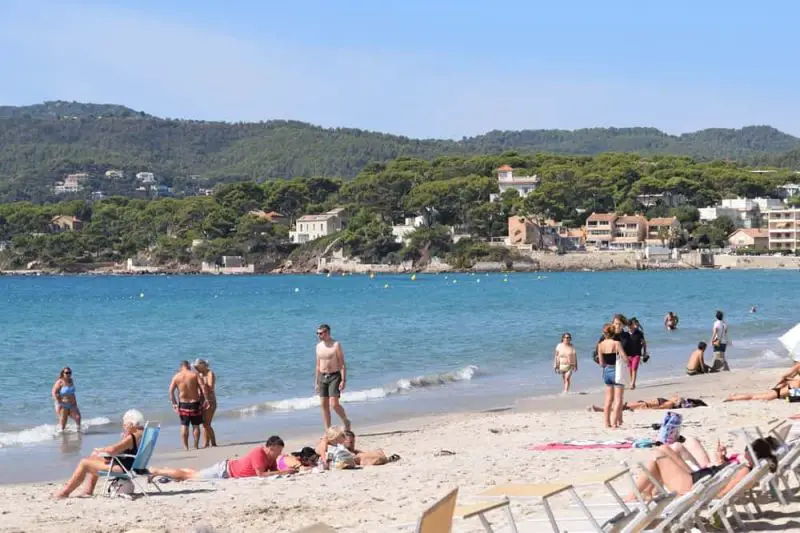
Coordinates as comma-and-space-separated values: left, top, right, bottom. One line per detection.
553, 333, 577, 393
52, 367, 81, 431
194, 358, 217, 448
596, 323, 628, 429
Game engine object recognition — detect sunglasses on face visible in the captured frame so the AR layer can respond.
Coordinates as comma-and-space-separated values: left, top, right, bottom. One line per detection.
64, 371, 72, 375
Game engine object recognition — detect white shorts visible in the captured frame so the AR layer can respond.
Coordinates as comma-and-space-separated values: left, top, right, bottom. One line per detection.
196, 460, 229, 480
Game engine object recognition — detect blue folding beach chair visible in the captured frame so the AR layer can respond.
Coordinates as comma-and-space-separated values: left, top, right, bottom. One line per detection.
99, 423, 162, 498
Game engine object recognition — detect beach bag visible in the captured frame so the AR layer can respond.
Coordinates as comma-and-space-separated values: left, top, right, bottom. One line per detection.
658, 412, 683, 444
788, 388, 800, 403
327, 444, 357, 469
106, 478, 134, 498
614, 357, 630, 387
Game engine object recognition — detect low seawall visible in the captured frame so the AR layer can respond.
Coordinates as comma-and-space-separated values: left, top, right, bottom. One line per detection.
712, 254, 800, 269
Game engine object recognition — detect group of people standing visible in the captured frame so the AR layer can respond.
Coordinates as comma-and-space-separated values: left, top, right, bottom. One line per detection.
168, 359, 217, 450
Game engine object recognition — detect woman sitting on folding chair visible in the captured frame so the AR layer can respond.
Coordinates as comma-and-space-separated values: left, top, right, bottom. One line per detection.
628, 438, 777, 501
55, 409, 145, 498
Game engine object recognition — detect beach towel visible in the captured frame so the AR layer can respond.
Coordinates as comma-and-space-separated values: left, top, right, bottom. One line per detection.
528, 439, 634, 451
658, 412, 682, 444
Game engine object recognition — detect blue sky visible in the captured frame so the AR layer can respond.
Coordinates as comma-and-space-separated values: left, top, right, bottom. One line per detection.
0, 0, 797, 138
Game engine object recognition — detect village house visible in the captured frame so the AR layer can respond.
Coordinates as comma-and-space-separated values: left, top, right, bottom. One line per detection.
104, 170, 124, 179
766, 207, 800, 252
634, 191, 687, 208
248, 210, 289, 226
611, 215, 648, 250
489, 165, 540, 202
53, 173, 88, 194
50, 215, 83, 232
699, 197, 783, 228
136, 172, 156, 183
290, 208, 345, 244
507, 216, 541, 247
506, 217, 585, 250
727, 228, 769, 250
391, 216, 427, 244
645, 217, 681, 247
584, 213, 617, 249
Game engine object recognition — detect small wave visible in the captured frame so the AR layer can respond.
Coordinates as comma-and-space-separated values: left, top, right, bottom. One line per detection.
0, 417, 113, 449
237, 365, 480, 415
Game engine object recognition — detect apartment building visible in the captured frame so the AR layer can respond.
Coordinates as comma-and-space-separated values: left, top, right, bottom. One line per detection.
766, 208, 800, 252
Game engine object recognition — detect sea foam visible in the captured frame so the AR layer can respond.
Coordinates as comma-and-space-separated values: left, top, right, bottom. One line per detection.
0, 417, 113, 448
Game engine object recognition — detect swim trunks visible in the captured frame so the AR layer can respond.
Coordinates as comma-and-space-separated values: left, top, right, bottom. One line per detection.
318, 371, 343, 398
178, 401, 203, 426
627, 355, 641, 371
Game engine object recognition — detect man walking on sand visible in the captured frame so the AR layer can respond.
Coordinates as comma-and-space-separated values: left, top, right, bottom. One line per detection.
315, 324, 351, 431
711, 310, 731, 372
169, 360, 208, 450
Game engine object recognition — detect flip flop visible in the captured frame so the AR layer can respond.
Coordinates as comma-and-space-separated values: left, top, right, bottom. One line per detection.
434, 449, 455, 457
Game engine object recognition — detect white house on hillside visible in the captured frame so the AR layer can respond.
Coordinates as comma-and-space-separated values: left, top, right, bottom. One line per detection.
290, 209, 345, 243
489, 165, 539, 202
136, 172, 156, 183
391, 216, 426, 243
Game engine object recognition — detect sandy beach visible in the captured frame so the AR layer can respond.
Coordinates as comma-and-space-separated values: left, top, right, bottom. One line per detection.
2, 367, 800, 533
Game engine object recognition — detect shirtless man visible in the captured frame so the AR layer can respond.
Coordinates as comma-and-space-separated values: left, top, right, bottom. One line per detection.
315, 324, 351, 431
686, 342, 712, 376
664, 312, 678, 331
553, 332, 577, 393
169, 360, 207, 450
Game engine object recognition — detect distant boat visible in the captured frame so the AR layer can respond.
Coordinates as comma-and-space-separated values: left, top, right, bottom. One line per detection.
779, 323, 800, 360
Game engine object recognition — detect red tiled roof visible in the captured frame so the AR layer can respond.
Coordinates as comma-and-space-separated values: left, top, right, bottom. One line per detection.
586, 213, 617, 221
730, 228, 768, 238
496, 165, 513, 171
617, 215, 646, 224
647, 217, 678, 226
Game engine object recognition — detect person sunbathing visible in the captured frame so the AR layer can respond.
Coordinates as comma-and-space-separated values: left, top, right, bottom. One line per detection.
55, 409, 145, 498
724, 377, 800, 402
628, 437, 777, 500
277, 447, 320, 472
149, 436, 292, 481
587, 396, 707, 412
343, 430, 400, 466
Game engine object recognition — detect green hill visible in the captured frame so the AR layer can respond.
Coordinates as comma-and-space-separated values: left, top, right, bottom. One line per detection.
1, 101, 799, 202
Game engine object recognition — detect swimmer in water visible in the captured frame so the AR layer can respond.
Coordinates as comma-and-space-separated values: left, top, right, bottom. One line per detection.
750, 306, 757, 313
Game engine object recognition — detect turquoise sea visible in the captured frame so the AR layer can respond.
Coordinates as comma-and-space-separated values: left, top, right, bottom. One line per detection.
0, 271, 798, 483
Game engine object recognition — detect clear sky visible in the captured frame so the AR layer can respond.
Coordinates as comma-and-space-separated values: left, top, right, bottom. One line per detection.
0, 0, 797, 138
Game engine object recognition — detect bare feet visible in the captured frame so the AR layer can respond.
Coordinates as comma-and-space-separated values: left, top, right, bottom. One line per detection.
343, 419, 352, 431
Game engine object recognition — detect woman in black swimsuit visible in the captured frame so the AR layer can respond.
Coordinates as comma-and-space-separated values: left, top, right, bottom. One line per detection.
628, 437, 777, 501
55, 409, 145, 498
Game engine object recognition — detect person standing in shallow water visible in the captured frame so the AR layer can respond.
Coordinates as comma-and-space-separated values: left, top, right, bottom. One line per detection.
711, 310, 731, 372
193, 358, 217, 448
315, 324, 351, 431
553, 333, 577, 393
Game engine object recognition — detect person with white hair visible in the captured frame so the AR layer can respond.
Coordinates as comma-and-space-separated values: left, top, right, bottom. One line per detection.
55, 409, 146, 498
193, 358, 217, 448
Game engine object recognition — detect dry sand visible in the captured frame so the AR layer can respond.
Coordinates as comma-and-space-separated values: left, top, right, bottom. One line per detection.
2, 367, 800, 533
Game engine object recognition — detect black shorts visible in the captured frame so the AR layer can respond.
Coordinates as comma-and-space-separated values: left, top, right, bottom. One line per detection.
318, 371, 342, 398
178, 401, 203, 426
713, 343, 727, 354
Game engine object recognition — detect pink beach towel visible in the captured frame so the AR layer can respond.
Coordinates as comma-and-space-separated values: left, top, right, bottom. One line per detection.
528, 440, 634, 451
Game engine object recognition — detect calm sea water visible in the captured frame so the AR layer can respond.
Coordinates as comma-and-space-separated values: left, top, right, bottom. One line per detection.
0, 271, 798, 482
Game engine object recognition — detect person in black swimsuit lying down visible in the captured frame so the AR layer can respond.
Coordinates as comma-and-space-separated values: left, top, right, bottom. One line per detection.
587, 396, 707, 412
55, 409, 145, 498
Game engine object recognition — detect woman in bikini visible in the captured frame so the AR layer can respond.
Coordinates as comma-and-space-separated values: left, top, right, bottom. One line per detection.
276, 447, 320, 472
193, 358, 217, 448
553, 332, 577, 393
627, 437, 777, 500
51, 367, 81, 431
55, 409, 145, 498
724, 376, 800, 402
587, 395, 707, 412
596, 323, 628, 429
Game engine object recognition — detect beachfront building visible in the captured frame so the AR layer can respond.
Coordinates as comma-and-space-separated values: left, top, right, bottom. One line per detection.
136, 172, 156, 183
391, 216, 426, 244
699, 197, 783, 228
645, 217, 681, 247
508, 216, 542, 247
611, 215, 647, 250
489, 165, 540, 201
290, 208, 345, 244
766, 207, 800, 252
585, 213, 617, 249
728, 228, 769, 250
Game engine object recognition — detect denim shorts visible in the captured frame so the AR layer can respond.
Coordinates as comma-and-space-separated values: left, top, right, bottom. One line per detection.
602, 366, 623, 388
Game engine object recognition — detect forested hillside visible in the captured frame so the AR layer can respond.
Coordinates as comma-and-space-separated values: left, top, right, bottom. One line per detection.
1, 101, 800, 202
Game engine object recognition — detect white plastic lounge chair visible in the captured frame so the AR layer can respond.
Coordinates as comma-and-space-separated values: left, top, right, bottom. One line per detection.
668, 463, 744, 533
415, 487, 459, 533
98, 423, 162, 498
705, 461, 771, 533
453, 499, 517, 533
